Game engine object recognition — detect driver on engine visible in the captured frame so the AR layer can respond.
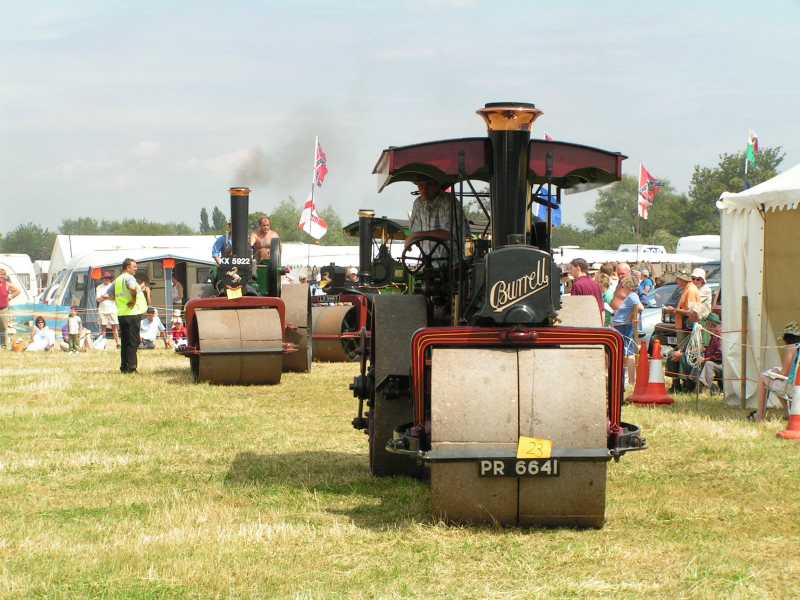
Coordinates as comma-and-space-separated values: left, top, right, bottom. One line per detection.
406, 177, 469, 260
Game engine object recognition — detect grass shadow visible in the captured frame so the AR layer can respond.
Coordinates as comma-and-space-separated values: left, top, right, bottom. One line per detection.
150, 366, 194, 385
225, 451, 431, 529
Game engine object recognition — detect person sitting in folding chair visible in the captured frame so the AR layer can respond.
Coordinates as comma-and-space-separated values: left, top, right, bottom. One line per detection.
752, 321, 800, 421
697, 313, 723, 394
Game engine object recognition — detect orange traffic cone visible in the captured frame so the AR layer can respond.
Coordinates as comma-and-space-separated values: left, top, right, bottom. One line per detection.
777, 383, 800, 440
626, 341, 650, 403
630, 339, 674, 406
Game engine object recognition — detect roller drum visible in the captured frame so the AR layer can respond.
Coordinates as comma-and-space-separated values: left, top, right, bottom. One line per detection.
192, 307, 283, 385
429, 346, 608, 527
311, 304, 359, 362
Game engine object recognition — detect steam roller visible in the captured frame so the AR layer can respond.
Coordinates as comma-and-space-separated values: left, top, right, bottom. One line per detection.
347, 102, 647, 527
310, 212, 409, 363
178, 187, 312, 385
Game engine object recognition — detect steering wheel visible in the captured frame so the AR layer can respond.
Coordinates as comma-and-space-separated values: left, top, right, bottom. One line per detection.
401, 236, 450, 276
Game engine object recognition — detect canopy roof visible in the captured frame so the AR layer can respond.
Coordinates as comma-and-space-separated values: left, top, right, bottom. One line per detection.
372, 137, 626, 193
717, 163, 800, 213
343, 217, 410, 240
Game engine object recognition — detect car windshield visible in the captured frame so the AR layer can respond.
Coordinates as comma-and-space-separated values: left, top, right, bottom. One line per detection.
649, 284, 677, 308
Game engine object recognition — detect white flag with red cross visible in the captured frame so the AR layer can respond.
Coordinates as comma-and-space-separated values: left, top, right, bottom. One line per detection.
298, 194, 328, 240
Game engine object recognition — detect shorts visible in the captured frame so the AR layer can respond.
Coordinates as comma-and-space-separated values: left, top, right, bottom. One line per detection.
99, 311, 119, 326
613, 323, 638, 357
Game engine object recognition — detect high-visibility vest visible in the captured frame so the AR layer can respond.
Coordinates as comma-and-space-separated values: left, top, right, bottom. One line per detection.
114, 274, 147, 316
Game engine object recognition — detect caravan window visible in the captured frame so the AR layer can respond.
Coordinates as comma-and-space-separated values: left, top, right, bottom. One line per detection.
196, 268, 211, 284
74, 272, 87, 292
16, 273, 31, 289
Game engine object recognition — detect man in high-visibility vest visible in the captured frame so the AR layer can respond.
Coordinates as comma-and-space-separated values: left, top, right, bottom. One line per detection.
108, 258, 148, 373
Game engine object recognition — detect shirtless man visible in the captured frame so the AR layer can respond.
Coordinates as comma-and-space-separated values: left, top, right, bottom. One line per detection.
250, 216, 280, 261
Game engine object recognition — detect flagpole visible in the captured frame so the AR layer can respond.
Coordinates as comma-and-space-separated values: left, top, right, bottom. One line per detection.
304, 135, 318, 256
636, 162, 641, 265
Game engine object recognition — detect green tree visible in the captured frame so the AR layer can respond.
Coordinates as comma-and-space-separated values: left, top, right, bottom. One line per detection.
199, 208, 211, 234
267, 198, 303, 242
1, 223, 57, 260
60, 217, 101, 235
551, 224, 593, 248
584, 175, 689, 249
315, 205, 354, 246
211, 206, 227, 232
58, 218, 194, 236
686, 146, 784, 234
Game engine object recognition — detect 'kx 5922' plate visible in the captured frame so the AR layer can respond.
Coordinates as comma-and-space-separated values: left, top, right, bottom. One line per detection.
478, 459, 559, 477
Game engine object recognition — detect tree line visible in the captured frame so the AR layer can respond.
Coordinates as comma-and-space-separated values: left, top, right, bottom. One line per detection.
1, 198, 356, 259
551, 146, 784, 251
1, 145, 785, 259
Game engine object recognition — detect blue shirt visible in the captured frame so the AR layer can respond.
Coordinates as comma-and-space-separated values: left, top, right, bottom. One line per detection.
638, 278, 654, 303
612, 291, 643, 326
211, 234, 232, 259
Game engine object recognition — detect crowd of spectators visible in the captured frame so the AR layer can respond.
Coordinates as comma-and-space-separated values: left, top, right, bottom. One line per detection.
563, 259, 719, 390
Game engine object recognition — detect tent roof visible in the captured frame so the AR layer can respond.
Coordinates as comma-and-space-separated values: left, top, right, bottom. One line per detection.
717, 163, 800, 213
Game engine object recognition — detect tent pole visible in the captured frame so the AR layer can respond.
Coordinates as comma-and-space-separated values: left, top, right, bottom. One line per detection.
740, 295, 748, 409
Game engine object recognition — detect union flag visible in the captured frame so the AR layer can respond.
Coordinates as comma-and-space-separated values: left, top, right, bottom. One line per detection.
638, 163, 662, 220
314, 138, 328, 187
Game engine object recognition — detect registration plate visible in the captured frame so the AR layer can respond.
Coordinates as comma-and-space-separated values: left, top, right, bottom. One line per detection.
478, 459, 559, 477
219, 256, 252, 267
667, 336, 677, 345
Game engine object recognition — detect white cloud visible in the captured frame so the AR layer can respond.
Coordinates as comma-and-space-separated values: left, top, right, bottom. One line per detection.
132, 141, 161, 159
53, 158, 118, 178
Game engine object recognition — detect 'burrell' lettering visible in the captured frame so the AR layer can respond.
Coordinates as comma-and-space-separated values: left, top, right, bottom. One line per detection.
489, 258, 549, 312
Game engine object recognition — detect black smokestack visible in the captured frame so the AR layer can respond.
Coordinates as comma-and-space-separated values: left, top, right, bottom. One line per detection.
477, 102, 543, 250
357, 209, 374, 282
229, 187, 250, 258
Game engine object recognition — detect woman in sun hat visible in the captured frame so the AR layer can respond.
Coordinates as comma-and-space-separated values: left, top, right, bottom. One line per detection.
752, 321, 800, 421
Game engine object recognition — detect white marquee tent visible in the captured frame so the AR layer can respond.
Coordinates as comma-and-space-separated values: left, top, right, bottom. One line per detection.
716, 163, 800, 406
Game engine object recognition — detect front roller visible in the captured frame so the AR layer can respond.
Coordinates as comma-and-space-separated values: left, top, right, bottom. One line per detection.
180, 297, 289, 386
428, 347, 609, 527
311, 304, 359, 362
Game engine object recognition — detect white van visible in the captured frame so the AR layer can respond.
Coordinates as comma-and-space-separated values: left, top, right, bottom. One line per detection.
0, 254, 37, 300
675, 235, 720, 262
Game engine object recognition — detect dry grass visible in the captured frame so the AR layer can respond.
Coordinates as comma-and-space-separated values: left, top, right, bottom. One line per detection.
1, 349, 799, 599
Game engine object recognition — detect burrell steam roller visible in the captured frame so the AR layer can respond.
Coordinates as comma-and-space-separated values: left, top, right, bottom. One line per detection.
349, 102, 646, 527
178, 187, 312, 384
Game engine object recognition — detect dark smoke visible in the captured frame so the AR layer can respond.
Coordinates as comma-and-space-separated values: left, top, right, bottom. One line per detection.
233, 147, 269, 186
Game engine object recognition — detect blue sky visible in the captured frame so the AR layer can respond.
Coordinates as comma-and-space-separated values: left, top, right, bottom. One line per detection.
3, 0, 799, 233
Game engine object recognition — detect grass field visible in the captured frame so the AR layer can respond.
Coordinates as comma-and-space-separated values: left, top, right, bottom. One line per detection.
2, 349, 799, 599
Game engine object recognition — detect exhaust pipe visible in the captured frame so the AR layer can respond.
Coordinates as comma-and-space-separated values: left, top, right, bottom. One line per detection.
477, 102, 543, 250
357, 209, 375, 282
229, 187, 251, 259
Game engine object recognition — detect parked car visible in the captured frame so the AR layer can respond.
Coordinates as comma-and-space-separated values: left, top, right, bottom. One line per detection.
641, 283, 679, 343
651, 283, 721, 353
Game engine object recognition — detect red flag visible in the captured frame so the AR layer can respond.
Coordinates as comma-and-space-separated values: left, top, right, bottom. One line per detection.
314, 139, 328, 187
638, 163, 661, 220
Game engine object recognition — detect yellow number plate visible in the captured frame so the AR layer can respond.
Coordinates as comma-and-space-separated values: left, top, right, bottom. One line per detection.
225, 287, 243, 300
516, 436, 552, 459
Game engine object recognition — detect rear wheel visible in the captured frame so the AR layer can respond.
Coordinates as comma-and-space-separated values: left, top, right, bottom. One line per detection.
367, 295, 427, 478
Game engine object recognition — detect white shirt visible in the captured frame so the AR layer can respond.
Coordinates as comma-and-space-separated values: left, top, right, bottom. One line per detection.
96, 283, 117, 314
67, 315, 82, 335
140, 315, 165, 342
409, 191, 469, 259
